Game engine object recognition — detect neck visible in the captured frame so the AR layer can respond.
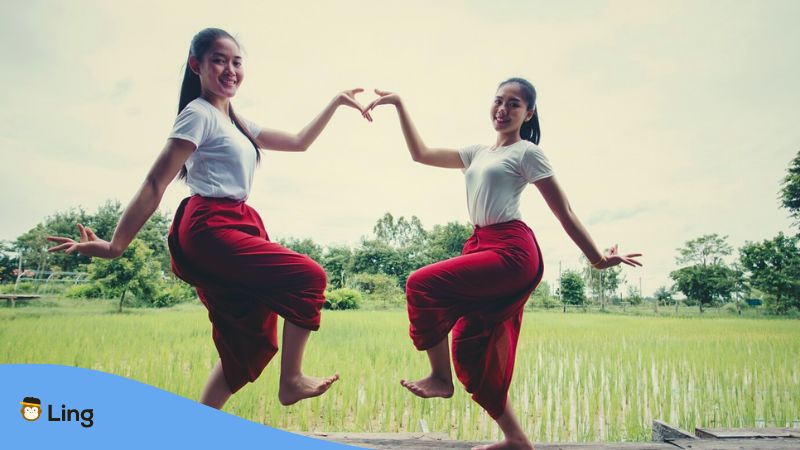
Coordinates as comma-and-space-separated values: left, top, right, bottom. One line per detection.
494, 132, 522, 148
200, 92, 231, 117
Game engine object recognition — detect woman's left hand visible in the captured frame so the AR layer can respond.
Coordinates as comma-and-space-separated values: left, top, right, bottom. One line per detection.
594, 244, 642, 269
336, 88, 372, 122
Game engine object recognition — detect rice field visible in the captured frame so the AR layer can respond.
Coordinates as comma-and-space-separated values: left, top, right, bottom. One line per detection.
1, 300, 798, 442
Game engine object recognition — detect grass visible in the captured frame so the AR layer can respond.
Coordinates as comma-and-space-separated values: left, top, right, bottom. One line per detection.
1, 297, 798, 442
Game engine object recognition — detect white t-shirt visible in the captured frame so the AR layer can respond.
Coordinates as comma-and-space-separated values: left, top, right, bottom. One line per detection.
169, 97, 263, 201
459, 140, 554, 227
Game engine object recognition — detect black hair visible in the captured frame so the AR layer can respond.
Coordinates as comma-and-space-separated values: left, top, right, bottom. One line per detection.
498, 77, 540, 145
177, 28, 260, 180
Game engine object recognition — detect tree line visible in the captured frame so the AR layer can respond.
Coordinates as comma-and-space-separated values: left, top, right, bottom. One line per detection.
2, 150, 798, 314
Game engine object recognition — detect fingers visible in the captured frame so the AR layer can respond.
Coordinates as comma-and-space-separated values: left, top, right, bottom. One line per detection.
48, 242, 75, 253
77, 223, 88, 242
47, 236, 74, 244
85, 227, 98, 241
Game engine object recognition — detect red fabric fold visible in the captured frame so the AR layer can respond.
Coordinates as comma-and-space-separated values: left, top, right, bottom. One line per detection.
405, 219, 543, 419
168, 195, 326, 393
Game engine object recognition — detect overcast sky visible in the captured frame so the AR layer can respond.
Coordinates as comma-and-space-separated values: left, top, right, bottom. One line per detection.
1, 0, 797, 296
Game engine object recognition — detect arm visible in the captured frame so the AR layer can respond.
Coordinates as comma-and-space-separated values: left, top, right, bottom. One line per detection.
534, 175, 641, 269
48, 138, 196, 258
255, 88, 369, 152
364, 89, 464, 169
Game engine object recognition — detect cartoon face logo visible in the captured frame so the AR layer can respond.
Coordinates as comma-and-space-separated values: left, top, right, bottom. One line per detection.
20, 397, 42, 421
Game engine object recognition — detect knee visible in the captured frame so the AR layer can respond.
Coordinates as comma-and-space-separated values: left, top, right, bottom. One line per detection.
302, 257, 327, 291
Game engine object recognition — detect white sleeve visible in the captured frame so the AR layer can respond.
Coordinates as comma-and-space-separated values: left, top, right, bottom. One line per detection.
458, 144, 482, 169
240, 115, 263, 138
169, 104, 210, 147
519, 144, 554, 183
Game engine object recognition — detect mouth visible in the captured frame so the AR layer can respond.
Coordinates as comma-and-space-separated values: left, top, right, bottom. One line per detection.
220, 77, 238, 87
494, 117, 510, 126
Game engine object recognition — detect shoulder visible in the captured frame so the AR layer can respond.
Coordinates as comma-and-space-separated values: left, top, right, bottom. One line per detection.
178, 98, 215, 121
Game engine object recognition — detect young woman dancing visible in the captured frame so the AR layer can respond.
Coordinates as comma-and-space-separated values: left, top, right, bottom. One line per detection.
48, 28, 370, 409
364, 78, 642, 450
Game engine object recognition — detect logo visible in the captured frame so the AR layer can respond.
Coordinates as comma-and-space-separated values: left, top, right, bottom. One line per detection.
20, 397, 42, 421
19, 396, 94, 428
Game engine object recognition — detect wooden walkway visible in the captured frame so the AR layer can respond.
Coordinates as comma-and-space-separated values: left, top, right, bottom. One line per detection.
307, 426, 800, 449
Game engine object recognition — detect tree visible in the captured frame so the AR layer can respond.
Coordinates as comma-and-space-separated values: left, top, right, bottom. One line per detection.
582, 254, 623, 310
671, 234, 738, 313
425, 221, 472, 262
373, 212, 428, 249
321, 245, 353, 289
278, 237, 324, 262
559, 270, 586, 309
740, 233, 800, 314
88, 239, 159, 312
780, 150, 800, 226
654, 285, 674, 308
351, 239, 414, 288
670, 264, 737, 313
676, 234, 733, 267
0, 240, 17, 284
626, 285, 643, 306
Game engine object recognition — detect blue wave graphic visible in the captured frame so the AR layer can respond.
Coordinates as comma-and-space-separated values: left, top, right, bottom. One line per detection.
2, 364, 358, 449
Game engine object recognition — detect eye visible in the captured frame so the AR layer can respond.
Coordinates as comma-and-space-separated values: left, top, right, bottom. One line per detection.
234, 61, 242, 68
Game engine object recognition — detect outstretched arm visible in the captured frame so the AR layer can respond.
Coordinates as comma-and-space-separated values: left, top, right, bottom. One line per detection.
255, 88, 370, 152
47, 138, 196, 258
363, 89, 464, 169
534, 175, 642, 269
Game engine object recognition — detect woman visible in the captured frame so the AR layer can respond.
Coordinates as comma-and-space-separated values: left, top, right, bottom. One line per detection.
363, 78, 642, 450
48, 28, 370, 409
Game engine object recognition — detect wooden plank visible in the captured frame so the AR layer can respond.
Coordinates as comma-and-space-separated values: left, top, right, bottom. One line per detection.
307, 433, 675, 449
696, 427, 798, 439
653, 419, 697, 441
670, 438, 800, 449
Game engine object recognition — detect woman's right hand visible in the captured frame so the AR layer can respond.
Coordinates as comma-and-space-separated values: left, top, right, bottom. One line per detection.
47, 224, 121, 259
363, 89, 402, 118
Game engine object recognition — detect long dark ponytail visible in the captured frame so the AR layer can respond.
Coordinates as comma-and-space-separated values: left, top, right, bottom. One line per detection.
498, 77, 540, 145
177, 28, 260, 180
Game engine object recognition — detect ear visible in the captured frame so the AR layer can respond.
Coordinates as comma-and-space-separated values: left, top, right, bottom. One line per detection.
188, 56, 201, 75
525, 108, 535, 122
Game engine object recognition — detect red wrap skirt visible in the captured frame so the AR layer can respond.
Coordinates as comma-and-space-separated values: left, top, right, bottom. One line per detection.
405, 219, 543, 419
167, 195, 327, 393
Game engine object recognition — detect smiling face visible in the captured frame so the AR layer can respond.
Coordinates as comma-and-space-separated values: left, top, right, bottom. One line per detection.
21, 405, 41, 421
189, 37, 243, 102
491, 82, 534, 135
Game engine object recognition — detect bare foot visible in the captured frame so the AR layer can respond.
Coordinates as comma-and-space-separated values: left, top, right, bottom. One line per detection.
471, 438, 534, 450
278, 373, 339, 406
400, 374, 454, 399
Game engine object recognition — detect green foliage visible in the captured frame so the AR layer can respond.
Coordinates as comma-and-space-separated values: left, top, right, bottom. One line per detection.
780, 150, 800, 226
626, 285, 643, 306
351, 239, 417, 288
64, 283, 105, 299
0, 241, 17, 284
740, 232, 800, 314
278, 237, 324, 262
88, 239, 160, 311
373, 212, 428, 248
529, 280, 560, 309
670, 264, 739, 312
560, 270, 586, 306
321, 246, 353, 289
324, 288, 362, 310
347, 272, 404, 309
424, 221, 472, 262
672, 234, 740, 313
654, 285, 674, 306
676, 234, 733, 267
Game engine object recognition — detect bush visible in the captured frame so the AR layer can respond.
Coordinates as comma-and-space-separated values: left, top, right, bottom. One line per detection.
64, 283, 105, 299
348, 273, 404, 309
324, 288, 362, 310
